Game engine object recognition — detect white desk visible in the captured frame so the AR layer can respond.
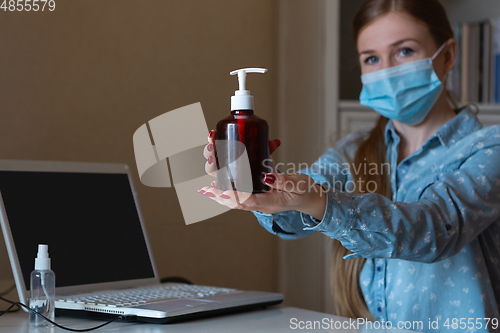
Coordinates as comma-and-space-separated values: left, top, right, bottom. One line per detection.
0, 280, 416, 332
0, 305, 419, 333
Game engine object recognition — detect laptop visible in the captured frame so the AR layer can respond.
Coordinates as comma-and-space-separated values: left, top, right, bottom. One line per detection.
0, 159, 283, 324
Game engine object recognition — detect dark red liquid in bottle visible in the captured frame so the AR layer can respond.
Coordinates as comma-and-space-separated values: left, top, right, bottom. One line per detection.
215, 109, 271, 194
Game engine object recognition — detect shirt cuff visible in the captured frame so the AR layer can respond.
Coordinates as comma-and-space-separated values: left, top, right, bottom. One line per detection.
299, 185, 358, 239
300, 191, 331, 228
252, 210, 308, 239
252, 210, 274, 230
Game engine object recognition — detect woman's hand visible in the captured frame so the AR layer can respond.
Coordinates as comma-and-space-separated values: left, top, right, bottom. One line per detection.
200, 129, 327, 220
199, 172, 327, 220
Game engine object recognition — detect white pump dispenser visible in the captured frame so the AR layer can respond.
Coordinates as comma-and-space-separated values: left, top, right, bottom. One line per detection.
230, 68, 268, 111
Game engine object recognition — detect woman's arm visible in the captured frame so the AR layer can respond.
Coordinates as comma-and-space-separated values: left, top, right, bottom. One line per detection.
250, 133, 365, 239
300, 139, 500, 262
251, 173, 328, 240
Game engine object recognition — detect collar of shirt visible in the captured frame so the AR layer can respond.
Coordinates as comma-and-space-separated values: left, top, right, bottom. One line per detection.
384, 106, 482, 148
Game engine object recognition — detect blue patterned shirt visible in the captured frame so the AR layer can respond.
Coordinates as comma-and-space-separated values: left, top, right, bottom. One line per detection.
253, 107, 500, 332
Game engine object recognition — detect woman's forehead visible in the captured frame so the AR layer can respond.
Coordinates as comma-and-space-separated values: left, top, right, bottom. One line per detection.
357, 11, 431, 52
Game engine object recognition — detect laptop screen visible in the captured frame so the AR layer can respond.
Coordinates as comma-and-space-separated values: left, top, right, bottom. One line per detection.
0, 170, 155, 290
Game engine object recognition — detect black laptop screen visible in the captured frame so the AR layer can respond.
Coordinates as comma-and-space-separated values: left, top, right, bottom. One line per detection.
0, 170, 155, 289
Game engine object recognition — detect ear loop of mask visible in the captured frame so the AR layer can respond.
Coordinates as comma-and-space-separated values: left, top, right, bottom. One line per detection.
432, 42, 448, 83
432, 41, 472, 114
431, 42, 447, 61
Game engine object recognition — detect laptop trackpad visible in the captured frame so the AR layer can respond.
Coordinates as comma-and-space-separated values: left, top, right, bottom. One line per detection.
137, 299, 220, 311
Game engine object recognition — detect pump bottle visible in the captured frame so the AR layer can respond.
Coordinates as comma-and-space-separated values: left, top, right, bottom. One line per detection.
215, 68, 271, 194
30, 244, 55, 327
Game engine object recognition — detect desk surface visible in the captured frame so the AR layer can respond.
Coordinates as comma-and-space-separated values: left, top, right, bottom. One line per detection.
0, 280, 416, 332
0, 306, 418, 333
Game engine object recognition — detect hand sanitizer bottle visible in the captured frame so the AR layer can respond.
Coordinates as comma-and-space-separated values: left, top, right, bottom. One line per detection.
215, 68, 271, 193
30, 244, 55, 327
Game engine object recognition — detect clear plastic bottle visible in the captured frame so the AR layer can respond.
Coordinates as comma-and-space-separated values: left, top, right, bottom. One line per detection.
29, 244, 55, 327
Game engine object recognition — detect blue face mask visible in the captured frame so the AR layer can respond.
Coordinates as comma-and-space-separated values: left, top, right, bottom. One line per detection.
359, 43, 446, 125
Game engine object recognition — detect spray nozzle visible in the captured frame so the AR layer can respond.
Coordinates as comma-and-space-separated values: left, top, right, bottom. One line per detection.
229, 67, 268, 111
37, 244, 49, 258
35, 244, 51, 271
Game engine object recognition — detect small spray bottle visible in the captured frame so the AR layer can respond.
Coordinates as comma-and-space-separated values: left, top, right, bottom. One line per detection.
30, 244, 55, 327
215, 68, 271, 193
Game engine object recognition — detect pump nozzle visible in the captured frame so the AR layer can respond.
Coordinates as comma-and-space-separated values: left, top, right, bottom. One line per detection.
230, 68, 268, 111
230, 68, 267, 91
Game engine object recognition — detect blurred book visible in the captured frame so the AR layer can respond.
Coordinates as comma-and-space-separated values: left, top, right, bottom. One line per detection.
450, 18, 500, 105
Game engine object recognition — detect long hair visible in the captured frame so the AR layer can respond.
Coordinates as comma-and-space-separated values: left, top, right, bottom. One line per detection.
330, 0, 455, 319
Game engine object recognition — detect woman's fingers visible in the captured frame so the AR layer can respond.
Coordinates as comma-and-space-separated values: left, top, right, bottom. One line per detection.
203, 142, 215, 159
198, 182, 300, 214
208, 129, 216, 144
269, 139, 281, 155
263, 173, 314, 195
205, 157, 217, 177
204, 129, 217, 177
198, 186, 248, 209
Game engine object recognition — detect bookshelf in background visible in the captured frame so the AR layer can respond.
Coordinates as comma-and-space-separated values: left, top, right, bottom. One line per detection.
448, 17, 500, 107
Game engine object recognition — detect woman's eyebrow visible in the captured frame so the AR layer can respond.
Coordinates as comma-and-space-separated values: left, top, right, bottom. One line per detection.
390, 38, 418, 47
358, 38, 419, 56
359, 50, 375, 56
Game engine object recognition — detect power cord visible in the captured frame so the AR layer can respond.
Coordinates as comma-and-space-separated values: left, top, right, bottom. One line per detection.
0, 294, 127, 332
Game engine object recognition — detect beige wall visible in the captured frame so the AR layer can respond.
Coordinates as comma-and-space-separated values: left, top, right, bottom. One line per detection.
0, 0, 279, 292
276, 0, 333, 313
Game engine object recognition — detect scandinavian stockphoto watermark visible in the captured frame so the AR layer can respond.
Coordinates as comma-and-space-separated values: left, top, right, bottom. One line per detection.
261, 158, 391, 194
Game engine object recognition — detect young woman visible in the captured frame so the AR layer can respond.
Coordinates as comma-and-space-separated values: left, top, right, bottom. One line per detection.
199, 0, 500, 329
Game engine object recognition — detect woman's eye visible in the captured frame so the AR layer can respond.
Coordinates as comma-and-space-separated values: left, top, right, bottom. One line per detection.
364, 56, 378, 64
399, 47, 414, 57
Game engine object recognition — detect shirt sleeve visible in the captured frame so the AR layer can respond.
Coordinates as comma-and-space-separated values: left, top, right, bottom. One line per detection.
300, 142, 500, 262
251, 131, 368, 240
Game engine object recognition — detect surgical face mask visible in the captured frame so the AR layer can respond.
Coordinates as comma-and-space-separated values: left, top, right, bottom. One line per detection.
359, 43, 447, 125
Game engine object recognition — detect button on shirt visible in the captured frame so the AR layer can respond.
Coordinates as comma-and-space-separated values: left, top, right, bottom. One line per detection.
252, 108, 500, 332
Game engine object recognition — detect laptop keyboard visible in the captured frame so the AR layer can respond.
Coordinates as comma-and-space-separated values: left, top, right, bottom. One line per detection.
58, 284, 239, 308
